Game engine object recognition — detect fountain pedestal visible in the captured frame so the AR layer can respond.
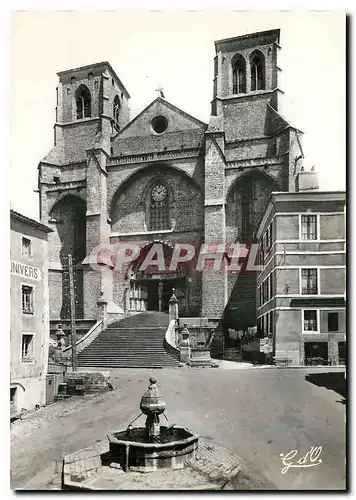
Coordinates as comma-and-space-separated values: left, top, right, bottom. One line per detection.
140, 376, 165, 438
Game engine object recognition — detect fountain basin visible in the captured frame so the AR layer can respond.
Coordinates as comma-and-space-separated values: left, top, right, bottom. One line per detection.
106, 426, 199, 472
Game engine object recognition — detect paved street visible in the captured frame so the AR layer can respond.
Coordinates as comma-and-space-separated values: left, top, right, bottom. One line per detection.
11, 366, 346, 491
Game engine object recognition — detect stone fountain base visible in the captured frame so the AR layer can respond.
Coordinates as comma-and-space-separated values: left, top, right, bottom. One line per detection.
62, 438, 242, 490
107, 426, 198, 472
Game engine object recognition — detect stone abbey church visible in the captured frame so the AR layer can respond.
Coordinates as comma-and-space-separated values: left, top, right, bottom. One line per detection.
38, 29, 304, 327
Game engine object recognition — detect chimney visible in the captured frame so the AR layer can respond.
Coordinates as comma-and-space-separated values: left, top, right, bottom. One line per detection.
295, 167, 319, 192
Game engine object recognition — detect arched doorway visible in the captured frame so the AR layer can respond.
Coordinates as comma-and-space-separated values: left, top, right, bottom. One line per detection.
227, 170, 278, 243
126, 242, 188, 313
49, 195, 86, 319
225, 171, 279, 333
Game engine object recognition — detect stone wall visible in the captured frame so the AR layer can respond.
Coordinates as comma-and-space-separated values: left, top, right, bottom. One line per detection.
114, 129, 204, 156
110, 166, 204, 234
275, 308, 346, 366
65, 372, 110, 394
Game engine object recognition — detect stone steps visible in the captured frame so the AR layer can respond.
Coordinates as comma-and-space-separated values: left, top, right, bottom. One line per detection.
77, 312, 179, 368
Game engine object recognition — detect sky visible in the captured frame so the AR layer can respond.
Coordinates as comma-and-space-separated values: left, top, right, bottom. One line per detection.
9, 10, 346, 220
2, 7, 351, 490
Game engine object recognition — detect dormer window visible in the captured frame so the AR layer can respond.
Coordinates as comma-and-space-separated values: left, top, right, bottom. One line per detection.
250, 50, 265, 91
232, 54, 246, 94
75, 85, 91, 119
113, 95, 120, 127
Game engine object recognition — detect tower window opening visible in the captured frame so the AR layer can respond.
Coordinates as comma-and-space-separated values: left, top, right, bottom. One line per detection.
250, 50, 265, 91
113, 95, 121, 126
75, 85, 91, 119
232, 54, 246, 94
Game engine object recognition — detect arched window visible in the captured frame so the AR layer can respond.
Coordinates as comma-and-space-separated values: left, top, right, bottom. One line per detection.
232, 54, 246, 94
113, 95, 120, 126
250, 50, 265, 91
226, 172, 277, 242
75, 85, 91, 119
148, 182, 170, 231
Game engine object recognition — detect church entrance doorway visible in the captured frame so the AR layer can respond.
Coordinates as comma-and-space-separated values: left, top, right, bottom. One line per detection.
142, 277, 184, 312
147, 281, 159, 311
128, 275, 186, 313
126, 243, 187, 313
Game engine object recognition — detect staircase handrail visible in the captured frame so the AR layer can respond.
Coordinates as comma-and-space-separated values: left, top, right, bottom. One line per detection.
62, 320, 103, 357
164, 319, 180, 360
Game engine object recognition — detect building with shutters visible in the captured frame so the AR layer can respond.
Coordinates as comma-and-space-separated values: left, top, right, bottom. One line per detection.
10, 210, 51, 416
256, 189, 346, 366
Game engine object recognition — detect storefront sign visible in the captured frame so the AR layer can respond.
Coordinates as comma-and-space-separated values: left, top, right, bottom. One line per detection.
260, 338, 273, 354
11, 260, 41, 281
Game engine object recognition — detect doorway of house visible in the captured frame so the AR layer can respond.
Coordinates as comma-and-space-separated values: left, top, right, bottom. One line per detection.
338, 341, 346, 365
304, 341, 329, 365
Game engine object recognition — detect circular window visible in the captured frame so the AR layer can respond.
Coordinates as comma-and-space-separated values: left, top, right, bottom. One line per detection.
151, 115, 168, 134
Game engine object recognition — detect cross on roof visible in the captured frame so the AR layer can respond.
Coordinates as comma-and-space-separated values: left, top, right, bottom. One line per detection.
155, 85, 165, 99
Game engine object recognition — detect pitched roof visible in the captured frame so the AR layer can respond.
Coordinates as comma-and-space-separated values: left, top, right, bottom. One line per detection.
113, 96, 207, 138
10, 210, 53, 233
267, 104, 304, 135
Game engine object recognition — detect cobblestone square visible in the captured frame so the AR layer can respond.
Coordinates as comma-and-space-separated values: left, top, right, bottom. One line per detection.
11, 367, 346, 490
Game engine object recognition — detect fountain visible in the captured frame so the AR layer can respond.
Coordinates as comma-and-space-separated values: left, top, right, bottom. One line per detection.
62, 377, 243, 490
106, 376, 198, 472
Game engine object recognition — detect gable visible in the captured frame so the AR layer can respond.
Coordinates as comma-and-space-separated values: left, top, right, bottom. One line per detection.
111, 98, 207, 156
117, 97, 207, 138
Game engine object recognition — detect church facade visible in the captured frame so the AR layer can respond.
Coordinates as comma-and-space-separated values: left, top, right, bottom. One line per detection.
38, 29, 304, 328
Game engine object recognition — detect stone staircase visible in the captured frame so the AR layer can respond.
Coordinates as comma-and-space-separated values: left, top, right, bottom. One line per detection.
77, 312, 180, 368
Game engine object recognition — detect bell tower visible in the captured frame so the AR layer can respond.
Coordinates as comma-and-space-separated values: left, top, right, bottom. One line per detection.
211, 29, 282, 120
38, 62, 131, 320
54, 61, 130, 163
203, 29, 304, 326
